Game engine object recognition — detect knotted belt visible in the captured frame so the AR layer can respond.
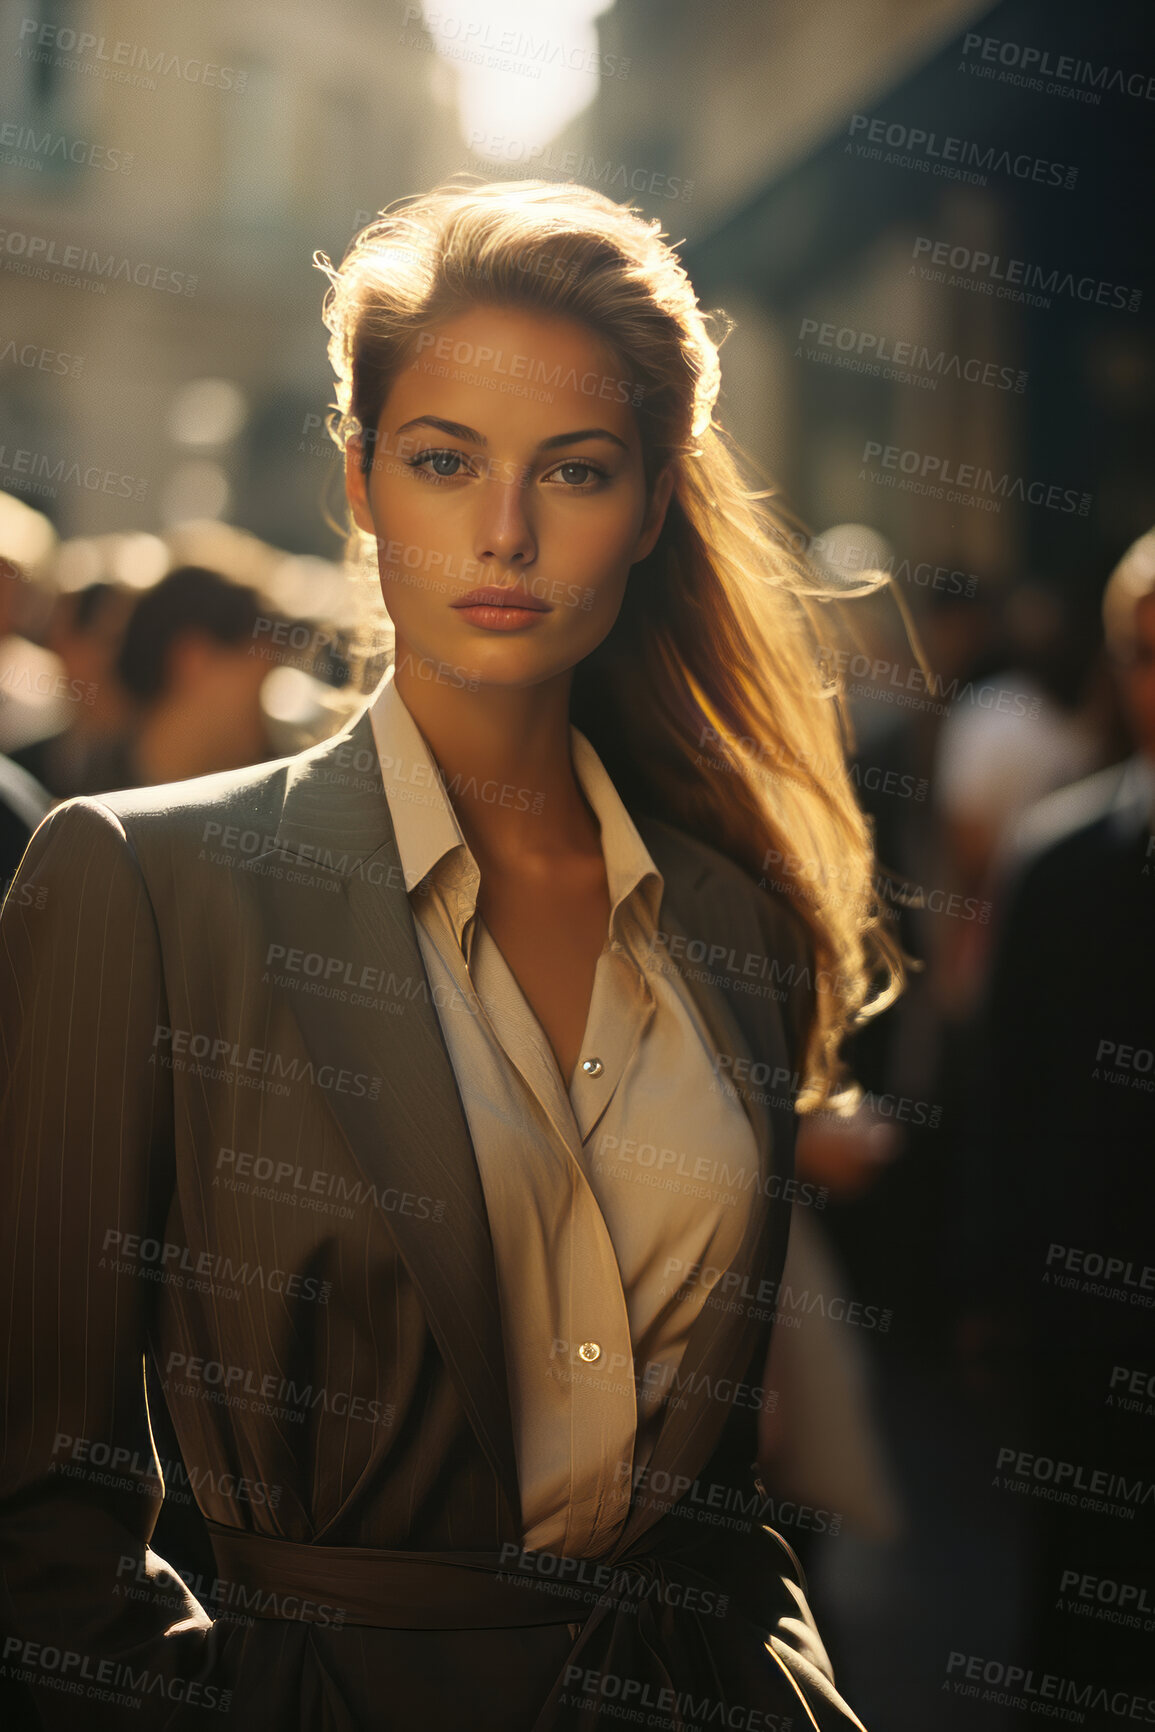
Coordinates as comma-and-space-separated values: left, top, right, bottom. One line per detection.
204, 1519, 863, 1730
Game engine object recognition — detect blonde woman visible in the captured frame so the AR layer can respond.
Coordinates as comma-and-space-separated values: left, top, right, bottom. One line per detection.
0, 179, 903, 1731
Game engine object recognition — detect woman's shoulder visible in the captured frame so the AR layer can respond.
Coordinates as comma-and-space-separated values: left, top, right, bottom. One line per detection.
22, 736, 330, 880
52, 751, 297, 841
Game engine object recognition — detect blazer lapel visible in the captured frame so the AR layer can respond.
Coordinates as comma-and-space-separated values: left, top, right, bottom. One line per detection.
255, 707, 522, 1537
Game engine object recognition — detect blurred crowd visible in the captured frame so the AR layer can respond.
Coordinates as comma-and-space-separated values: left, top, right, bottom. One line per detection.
0, 492, 388, 889
2, 487, 1153, 1720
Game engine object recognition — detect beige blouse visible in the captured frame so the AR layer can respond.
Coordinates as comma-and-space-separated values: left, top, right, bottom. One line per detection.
366, 666, 758, 1559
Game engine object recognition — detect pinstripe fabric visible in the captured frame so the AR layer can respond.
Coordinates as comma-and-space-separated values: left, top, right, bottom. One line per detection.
0, 701, 852, 1731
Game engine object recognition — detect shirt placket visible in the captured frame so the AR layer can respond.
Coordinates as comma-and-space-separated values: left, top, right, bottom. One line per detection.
568, 935, 656, 1155
460, 909, 642, 1557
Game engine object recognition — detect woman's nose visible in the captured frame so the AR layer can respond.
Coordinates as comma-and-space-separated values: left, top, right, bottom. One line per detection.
473, 463, 538, 567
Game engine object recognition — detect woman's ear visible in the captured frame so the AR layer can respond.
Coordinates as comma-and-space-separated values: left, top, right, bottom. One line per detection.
344, 434, 376, 535
631, 462, 675, 565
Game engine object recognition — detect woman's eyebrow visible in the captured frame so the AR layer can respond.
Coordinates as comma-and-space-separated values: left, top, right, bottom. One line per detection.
394, 415, 628, 452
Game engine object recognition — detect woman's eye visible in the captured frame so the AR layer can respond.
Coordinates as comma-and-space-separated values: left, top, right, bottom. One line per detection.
549, 460, 606, 488
408, 448, 467, 480
405, 450, 607, 487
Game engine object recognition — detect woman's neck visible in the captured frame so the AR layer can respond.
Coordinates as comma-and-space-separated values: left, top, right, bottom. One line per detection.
392, 650, 600, 866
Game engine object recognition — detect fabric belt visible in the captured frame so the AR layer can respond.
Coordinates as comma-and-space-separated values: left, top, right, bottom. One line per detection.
206, 1521, 582, 1629
203, 1519, 856, 1730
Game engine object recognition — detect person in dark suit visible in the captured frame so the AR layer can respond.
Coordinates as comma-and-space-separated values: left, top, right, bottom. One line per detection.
968, 529, 1155, 1704
0, 179, 907, 1730
0, 751, 53, 896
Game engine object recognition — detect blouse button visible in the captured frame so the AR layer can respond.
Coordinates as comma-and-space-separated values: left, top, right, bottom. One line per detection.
578, 1342, 601, 1362
581, 1057, 604, 1078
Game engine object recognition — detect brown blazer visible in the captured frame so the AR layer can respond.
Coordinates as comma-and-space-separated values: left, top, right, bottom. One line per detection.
0, 703, 867, 1731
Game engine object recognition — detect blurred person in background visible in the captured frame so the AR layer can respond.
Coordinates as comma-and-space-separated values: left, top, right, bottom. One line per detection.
930, 576, 1111, 1018
958, 527, 1155, 1699
0, 541, 55, 886
5, 578, 137, 798
0, 500, 144, 799
0, 746, 53, 896
98, 563, 285, 789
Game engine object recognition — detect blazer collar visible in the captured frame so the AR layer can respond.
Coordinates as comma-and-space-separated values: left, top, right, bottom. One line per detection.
259, 705, 789, 1552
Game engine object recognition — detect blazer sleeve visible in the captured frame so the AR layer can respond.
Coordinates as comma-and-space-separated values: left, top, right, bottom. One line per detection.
0, 798, 232, 1728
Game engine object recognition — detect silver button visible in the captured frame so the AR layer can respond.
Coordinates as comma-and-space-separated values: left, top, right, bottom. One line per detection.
578, 1341, 601, 1362
581, 1057, 604, 1078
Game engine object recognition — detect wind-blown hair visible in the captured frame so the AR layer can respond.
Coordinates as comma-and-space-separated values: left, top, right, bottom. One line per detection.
314, 176, 910, 1113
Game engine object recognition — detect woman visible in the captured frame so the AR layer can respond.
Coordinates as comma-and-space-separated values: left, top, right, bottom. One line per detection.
0, 179, 904, 1731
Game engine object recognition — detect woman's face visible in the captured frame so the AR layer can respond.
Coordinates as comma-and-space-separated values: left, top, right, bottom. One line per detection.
344, 303, 673, 690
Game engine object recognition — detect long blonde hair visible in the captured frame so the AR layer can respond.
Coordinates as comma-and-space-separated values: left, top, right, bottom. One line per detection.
314, 176, 911, 1113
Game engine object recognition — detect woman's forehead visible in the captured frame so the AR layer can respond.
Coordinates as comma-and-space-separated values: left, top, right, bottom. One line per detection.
380, 314, 639, 446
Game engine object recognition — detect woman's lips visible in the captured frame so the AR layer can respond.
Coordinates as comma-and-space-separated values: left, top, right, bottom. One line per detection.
449, 587, 553, 631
